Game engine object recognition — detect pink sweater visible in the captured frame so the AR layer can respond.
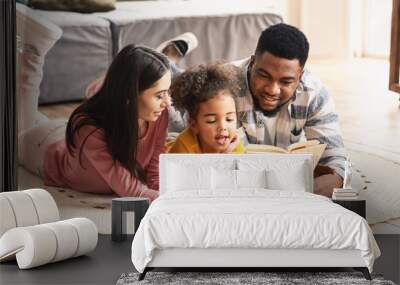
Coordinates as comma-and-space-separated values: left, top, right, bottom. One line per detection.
43, 110, 168, 201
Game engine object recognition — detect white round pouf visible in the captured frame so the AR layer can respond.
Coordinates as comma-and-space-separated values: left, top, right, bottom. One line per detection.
24, 188, 59, 223
0, 218, 98, 269
0, 196, 17, 237
1, 191, 39, 228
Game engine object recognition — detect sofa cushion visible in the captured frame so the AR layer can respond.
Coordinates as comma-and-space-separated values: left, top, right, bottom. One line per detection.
30, 0, 116, 13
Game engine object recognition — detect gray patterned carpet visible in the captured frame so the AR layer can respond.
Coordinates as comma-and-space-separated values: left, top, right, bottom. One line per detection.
116, 271, 396, 285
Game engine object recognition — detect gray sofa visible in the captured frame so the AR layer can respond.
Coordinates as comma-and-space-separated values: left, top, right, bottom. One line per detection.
35, 0, 282, 103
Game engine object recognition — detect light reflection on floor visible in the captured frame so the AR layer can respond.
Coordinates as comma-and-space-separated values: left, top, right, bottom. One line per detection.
308, 58, 400, 162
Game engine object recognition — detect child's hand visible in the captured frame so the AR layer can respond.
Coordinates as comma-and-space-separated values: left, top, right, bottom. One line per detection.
223, 135, 239, 153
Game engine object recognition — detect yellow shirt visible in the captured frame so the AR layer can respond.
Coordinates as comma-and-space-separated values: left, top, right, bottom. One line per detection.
167, 128, 245, 154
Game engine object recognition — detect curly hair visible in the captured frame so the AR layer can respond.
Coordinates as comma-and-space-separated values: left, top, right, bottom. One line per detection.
256, 23, 309, 67
170, 63, 242, 118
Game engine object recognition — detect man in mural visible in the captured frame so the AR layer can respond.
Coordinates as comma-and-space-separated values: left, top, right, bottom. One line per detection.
233, 23, 346, 197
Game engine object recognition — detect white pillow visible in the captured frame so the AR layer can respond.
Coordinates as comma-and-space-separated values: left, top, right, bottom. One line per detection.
266, 162, 307, 191
212, 168, 268, 190
237, 158, 310, 192
212, 168, 237, 190
167, 162, 212, 192
237, 169, 267, 189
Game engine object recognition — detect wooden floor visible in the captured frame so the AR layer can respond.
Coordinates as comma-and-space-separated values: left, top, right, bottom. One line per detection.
39, 101, 80, 120
307, 58, 400, 162
39, 58, 400, 162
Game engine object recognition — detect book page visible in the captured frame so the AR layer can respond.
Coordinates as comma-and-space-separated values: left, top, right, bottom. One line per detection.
245, 144, 288, 154
245, 141, 326, 169
287, 139, 320, 152
290, 144, 326, 169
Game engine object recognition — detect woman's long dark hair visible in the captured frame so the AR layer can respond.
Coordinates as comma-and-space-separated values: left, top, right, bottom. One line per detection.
66, 45, 170, 183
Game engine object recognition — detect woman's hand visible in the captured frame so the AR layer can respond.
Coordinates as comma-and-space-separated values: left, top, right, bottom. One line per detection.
139, 186, 159, 203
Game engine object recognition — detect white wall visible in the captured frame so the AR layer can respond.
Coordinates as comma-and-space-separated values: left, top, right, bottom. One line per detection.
282, 0, 301, 28
362, 0, 392, 57
349, 0, 363, 58
280, 0, 391, 60
302, 0, 352, 59
282, 0, 353, 60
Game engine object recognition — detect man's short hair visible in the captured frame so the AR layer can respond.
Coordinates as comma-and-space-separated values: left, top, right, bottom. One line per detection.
255, 23, 309, 67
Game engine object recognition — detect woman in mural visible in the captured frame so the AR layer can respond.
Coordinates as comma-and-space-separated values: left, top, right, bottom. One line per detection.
19, 45, 171, 202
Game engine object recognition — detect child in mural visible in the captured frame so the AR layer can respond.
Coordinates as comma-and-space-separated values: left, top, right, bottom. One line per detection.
167, 63, 246, 154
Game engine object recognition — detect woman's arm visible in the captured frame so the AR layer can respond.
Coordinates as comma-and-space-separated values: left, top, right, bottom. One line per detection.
78, 126, 159, 201
145, 110, 169, 191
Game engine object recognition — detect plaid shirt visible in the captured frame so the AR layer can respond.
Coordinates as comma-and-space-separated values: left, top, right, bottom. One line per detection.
233, 58, 347, 178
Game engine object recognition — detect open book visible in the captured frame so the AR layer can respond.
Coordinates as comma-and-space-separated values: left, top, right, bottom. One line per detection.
245, 140, 326, 169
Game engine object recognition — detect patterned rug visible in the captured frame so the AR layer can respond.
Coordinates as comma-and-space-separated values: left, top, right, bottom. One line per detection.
116, 271, 395, 285
347, 148, 400, 225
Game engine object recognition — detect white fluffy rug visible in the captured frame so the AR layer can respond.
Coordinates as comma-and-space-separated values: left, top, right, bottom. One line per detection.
17, 167, 135, 234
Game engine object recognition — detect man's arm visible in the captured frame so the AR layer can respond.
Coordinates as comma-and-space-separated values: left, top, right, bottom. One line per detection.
304, 86, 346, 196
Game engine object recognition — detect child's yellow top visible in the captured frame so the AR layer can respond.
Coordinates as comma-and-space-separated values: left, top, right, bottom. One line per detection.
166, 128, 245, 154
